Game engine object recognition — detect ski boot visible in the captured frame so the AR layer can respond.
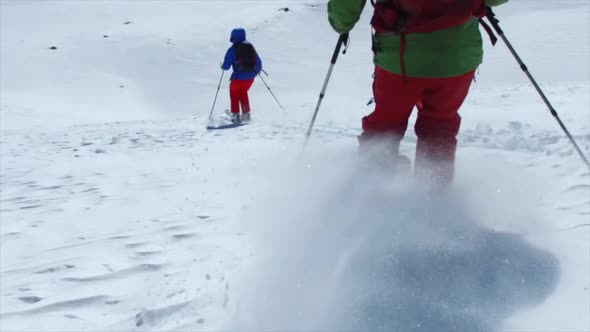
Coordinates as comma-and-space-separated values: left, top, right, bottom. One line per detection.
230, 112, 240, 123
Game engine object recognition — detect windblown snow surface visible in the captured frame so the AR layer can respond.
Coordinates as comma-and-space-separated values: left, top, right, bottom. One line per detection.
1, 1, 589, 331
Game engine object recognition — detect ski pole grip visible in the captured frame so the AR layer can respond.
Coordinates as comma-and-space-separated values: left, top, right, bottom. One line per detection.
485, 7, 503, 34
331, 33, 349, 64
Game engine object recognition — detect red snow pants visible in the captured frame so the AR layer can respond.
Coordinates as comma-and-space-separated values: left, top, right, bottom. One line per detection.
230, 78, 255, 114
360, 66, 476, 185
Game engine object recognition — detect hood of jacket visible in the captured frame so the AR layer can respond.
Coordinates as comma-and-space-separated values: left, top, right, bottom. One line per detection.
230, 28, 246, 43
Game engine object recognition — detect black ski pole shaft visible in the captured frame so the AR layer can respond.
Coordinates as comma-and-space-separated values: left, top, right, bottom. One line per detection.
209, 69, 224, 118
303, 33, 349, 149
486, 7, 590, 169
258, 74, 285, 111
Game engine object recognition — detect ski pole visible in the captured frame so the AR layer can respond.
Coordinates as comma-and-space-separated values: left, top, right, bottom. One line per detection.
485, 7, 590, 169
209, 69, 225, 119
303, 33, 349, 149
257, 73, 285, 111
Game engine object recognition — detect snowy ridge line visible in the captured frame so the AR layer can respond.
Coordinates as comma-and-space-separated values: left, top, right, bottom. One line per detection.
271, 121, 590, 156
1, 258, 80, 276
270, 122, 359, 138
0, 112, 260, 142
0, 295, 111, 318
461, 122, 590, 155
0, 116, 587, 166
0, 117, 200, 136
471, 79, 590, 92
0, 111, 232, 136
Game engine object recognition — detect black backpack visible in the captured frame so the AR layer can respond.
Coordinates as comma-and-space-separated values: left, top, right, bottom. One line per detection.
235, 42, 257, 72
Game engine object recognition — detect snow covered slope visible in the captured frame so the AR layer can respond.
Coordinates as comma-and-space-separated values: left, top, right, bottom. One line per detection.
1, 1, 589, 331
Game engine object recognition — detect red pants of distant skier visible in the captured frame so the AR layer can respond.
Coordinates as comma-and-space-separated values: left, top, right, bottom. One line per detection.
230, 78, 254, 114
360, 66, 476, 184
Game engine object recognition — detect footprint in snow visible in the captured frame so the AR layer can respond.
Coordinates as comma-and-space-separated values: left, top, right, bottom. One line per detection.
171, 233, 197, 240
134, 250, 161, 258
33, 264, 75, 274
565, 184, 590, 193
18, 296, 42, 304
125, 241, 151, 249
109, 234, 131, 240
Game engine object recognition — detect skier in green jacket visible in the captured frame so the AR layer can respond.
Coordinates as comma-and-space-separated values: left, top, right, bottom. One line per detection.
328, 0, 508, 185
